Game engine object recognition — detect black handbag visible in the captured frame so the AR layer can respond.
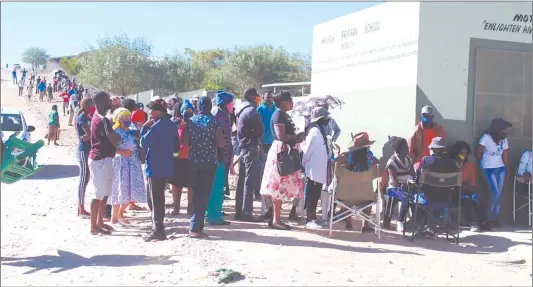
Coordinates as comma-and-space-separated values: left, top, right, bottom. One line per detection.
277, 144, 301, 176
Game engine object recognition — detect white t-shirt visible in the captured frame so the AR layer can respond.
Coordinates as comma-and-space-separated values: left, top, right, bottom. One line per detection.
479, 133, 509, 169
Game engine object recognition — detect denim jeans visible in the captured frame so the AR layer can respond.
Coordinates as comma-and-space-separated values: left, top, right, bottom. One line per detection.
482, 166, 506, 222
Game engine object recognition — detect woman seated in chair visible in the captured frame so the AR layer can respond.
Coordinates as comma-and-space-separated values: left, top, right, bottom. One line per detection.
333, 132, 378, 231
448, 141, 481, 232
413, 137, 459, 237
385, 136, 415, 232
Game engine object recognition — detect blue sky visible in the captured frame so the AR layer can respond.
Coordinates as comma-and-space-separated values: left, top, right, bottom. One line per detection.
1, 2, 376, 65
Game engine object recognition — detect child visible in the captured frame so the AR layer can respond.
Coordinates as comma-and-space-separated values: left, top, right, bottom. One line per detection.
47, 83, 53, 103
47, 105, 60, 146
26, 83, 34, 101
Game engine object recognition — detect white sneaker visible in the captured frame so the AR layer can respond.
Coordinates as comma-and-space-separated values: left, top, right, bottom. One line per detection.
396, 222, 404, 232
306, 220, 323, 229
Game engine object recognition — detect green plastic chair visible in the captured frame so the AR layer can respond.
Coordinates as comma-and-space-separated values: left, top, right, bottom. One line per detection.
1, 132, 44, 184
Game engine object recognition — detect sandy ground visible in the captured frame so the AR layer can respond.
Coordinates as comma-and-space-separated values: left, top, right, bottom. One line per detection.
1, 70, 532, 286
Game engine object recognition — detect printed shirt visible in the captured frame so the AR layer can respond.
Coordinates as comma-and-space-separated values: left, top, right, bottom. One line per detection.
346, 150, 376, 172
517, 150, 532, 177
187, 113, 220, 165
213, 107, 232, 164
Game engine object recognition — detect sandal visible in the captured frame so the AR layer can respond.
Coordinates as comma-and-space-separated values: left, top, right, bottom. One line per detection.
100, 224, 115, 232
268, 221, 291, 230
189, 231, 209, 239
128, 204, 147, 211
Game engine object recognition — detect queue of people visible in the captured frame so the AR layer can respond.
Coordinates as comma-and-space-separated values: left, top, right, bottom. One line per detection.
67, 85, 530, 242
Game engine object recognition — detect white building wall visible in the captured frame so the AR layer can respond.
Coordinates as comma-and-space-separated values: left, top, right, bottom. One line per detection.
311, 2, 421, 155
417, 2, 532, 122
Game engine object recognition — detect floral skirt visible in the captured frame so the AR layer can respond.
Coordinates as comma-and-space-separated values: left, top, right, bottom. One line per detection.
109, 151, 147, 205
260, 140, 304, 201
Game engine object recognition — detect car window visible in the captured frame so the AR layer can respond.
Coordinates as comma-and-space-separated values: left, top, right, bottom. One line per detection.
1, 114, 23, 132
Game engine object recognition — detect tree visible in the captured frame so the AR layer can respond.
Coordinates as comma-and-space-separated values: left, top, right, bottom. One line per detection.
60, 57, 82, 75
219, 45, 309, 96
21, 47, 50, 68
77, 34, 154, 96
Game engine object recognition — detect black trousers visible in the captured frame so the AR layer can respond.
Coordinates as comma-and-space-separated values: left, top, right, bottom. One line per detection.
190, 162, 217, 232
147, 177, 167, 231
304, 178, 323, 221
235, 147, 260, 216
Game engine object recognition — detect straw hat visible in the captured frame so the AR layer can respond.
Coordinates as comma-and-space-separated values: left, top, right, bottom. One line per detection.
348, 132, 375, 151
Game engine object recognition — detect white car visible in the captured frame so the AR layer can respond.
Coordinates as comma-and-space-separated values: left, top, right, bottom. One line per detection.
1, 107, 36, 147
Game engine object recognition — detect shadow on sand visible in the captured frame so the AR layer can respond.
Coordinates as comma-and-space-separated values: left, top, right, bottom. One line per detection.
27, 164, 79, 180
1, 250, 178, 274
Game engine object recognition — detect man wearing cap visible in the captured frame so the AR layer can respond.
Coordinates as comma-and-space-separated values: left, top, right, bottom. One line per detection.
413, 137, 458, 237
140, 99, 179, 241
234, 88, 264, 222
408, 105, 447, 170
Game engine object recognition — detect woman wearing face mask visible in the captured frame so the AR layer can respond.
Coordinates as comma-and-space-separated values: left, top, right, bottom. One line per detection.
109, 108, 147, 226
169, 100, 195, 216
476, 118, 512, 229
448, 141, 480, 232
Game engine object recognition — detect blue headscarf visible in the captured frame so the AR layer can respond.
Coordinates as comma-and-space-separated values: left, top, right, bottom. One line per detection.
180, 99, 194, 115
198, 96, 213, 115
215, 90, 233, 106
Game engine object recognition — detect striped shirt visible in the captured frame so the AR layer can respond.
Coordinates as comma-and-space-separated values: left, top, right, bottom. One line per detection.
386, 153, 413, 188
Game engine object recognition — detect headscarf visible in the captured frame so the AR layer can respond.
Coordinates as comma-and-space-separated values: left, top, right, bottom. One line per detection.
198, 96, 212, 115
180, 99, 194, 115
216, 90, 233, 106
112, 108, 131, 129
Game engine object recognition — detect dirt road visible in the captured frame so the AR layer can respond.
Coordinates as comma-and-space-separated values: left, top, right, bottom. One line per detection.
1, 70, 531, 286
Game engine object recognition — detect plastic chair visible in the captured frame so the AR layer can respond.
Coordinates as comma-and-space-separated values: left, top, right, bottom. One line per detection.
513, 175, 532, 226
328, 163, 382, 238
408, 170, 463, 244
1, 132, 44, 184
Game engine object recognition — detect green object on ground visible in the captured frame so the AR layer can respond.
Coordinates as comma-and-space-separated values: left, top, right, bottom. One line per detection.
216, 268, 243, 284
1, 132, 44, 184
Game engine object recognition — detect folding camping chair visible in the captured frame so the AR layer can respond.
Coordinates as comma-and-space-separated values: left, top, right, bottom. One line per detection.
408, 170, 462, 244
328, 163, 382, 238
513, 175, 532, 226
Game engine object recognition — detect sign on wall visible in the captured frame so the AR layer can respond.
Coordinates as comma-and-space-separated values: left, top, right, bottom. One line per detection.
311, 2, 420, 94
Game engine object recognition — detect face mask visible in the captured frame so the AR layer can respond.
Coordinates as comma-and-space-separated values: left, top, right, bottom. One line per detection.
226, 102, 234, 114
254, 97, 261, 106
184, 112, 193, 121
122, 121, 131, 127
458, 154, 465, 161
420, 115, 433, 125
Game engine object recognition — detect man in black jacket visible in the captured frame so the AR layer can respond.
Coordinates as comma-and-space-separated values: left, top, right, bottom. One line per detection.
234, 88, 264, 222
